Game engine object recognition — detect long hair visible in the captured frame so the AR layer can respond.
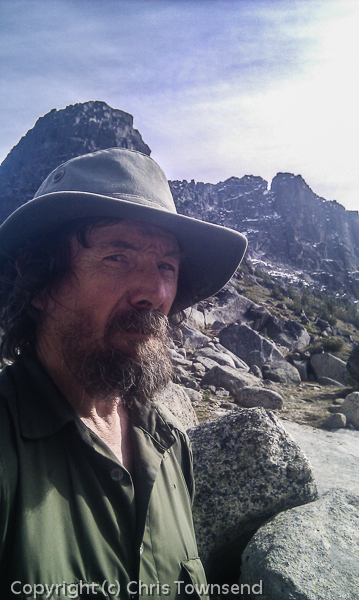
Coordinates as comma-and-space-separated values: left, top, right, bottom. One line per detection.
0, 217, 190, 361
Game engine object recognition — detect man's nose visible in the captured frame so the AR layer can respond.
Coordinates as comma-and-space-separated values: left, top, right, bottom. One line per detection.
127, 264, 168, 311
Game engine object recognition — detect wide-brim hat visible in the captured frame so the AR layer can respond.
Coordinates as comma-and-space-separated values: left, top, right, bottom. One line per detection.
0, 148, 247, 311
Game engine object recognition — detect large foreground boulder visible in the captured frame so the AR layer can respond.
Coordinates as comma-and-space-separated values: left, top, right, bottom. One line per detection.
188, 409, 317, 582
240, 489, 359, 600
219, 323, 284, 368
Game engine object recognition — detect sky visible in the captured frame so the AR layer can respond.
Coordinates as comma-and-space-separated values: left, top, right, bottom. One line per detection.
0, 0, 358, 210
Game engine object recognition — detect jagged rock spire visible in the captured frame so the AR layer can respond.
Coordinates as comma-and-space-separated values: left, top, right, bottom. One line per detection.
0, 101, 150, 221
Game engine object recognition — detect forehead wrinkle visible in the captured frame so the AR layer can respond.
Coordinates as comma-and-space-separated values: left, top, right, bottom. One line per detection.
87, 220, 180, 249
103, 240, 138, 251
82, 240, 183, 270
96, 238, 181, 254
95, 233, 182, 256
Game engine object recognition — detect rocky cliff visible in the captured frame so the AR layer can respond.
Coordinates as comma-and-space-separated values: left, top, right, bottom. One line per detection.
0, 101, 150, 221
170, 174, 359, 297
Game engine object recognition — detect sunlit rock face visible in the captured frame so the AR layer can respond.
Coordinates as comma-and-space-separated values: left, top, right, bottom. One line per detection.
0, 101, 150, 221
270, 173, 359, 274
171, 173, 359, 297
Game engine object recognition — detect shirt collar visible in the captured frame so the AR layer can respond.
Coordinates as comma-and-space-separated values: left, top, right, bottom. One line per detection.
3, 353, 176, 450
5, 354, 77, 439
127, 400, 176, 451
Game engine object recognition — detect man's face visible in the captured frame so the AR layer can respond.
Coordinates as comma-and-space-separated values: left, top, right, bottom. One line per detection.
37, 220, 181, 403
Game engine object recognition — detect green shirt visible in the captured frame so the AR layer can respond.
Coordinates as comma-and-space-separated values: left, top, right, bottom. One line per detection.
0, 355, 208, 600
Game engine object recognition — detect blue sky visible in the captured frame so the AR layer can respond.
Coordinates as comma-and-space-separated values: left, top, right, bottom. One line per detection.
1, 0, 358, 210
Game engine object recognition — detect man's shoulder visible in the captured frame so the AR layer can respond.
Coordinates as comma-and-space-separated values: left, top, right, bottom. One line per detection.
152, 401, 193, 463
152, 401, 188, 437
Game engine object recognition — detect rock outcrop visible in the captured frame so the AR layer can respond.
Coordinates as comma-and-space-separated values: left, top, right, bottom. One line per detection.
265, 316, 311, 350
339, 391, 359, 430
188, 409, 317, 582
262, 360, 302, 384
219, 323, 285, 368
310, 352, 348, 385
240, 489, 359, 600
0, 101, 150, 222
201, 364, 260, 395
323, 412, 347, 429
170, 174, 359, 298
156, 382, 198, 430
347, 343, 359, 383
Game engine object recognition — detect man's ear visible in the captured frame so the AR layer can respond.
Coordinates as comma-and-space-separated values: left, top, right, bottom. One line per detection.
31, 295, 45, 310
15, 257, 49, 311
31, 291, 48, 311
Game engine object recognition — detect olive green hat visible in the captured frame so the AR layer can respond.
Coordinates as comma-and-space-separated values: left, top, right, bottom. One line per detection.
0, 148, 247, 310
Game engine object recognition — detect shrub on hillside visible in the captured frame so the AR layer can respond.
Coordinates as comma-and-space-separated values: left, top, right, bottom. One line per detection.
321, 338, 344, 353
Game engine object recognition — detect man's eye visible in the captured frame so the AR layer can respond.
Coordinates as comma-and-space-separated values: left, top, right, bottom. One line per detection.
104, 255, 126, 262
158, 262, 176, 272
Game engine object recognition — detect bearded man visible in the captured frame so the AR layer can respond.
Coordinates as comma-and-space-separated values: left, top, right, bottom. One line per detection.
0, 148, 247, 599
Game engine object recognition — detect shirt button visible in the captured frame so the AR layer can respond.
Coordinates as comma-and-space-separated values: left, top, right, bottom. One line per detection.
110, 467, 123, 481
139, 543, 144, 555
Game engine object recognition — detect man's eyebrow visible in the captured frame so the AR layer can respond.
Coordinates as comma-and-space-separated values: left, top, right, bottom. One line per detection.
105, 240, 138, 251
99, 240, 184, 260
163, 249, 184, 260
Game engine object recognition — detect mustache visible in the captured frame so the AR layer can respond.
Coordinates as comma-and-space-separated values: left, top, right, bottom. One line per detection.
105, 308, 170, 337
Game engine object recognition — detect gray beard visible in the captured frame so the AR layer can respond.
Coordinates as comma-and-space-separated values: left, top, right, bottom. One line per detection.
60, 308, 173, 406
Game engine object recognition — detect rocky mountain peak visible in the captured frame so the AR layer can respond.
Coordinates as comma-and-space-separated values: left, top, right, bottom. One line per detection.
0, 101, 150, 221
266, 172, 359, 279
172, 171, 359, 297
271, 172, 326, 217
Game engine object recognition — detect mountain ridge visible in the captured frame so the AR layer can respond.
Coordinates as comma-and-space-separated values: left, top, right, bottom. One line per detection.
170, 172, 359, 298
1, 100, 358, 299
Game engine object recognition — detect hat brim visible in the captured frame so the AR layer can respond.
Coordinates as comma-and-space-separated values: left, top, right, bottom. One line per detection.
0, 191, 247, 311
